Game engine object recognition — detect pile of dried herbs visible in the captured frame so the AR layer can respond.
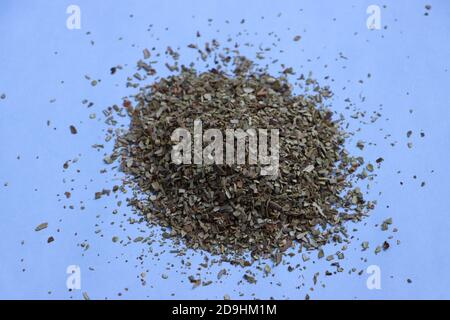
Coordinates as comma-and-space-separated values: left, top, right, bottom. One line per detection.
107, 52, 375, 264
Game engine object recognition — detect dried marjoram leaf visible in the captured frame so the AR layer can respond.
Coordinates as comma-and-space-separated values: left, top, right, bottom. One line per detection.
35, 222, 48, 232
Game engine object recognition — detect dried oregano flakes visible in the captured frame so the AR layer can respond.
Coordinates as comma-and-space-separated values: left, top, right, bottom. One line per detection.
104, 48, 375, 265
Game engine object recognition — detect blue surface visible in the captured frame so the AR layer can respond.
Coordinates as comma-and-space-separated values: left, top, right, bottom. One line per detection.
1, 0, 450, 299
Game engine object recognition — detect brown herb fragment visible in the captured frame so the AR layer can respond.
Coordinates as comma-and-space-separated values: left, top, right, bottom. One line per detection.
69, 125, 78, 135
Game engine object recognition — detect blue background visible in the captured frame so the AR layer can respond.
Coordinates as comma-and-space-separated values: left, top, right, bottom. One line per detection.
0, 0, 449, 299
